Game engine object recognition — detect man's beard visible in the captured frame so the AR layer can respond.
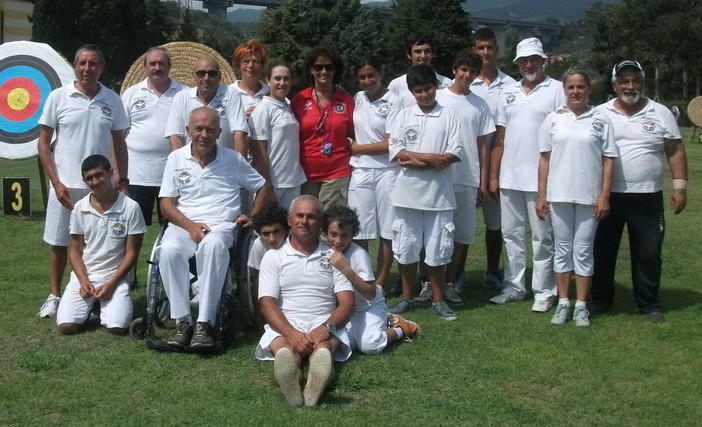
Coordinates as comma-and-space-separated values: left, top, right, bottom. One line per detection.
620, 92, 641, 105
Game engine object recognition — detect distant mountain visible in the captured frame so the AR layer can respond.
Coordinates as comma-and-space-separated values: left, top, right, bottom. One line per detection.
227, 0, 622, 24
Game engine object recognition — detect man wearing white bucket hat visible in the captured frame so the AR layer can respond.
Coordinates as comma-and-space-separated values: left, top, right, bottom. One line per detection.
488, 37, 564, 311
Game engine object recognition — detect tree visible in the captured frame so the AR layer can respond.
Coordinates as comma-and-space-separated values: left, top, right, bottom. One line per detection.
257, 0, 387, 91
387, 0, 472, 79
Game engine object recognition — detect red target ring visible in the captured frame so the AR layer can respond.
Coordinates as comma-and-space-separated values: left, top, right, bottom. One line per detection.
0, 77, 40, 122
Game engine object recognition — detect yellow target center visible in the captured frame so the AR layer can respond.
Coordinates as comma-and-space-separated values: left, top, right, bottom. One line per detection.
7, 88, 30, 110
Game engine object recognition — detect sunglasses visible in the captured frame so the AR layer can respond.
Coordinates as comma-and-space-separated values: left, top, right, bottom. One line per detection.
194, 70, 220, 78
312, 63, 335, 72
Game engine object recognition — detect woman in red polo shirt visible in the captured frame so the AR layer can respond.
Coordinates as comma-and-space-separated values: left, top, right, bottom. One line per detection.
291, 46, 354, 209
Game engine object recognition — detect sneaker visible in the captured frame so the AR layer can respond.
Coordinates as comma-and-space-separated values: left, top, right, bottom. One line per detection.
489, 290, 525, 305
304, 348, 333, 406
388, 314, 422, 341
274, 348, 303, 407
573, 306, 591, 327
386, 279, 402, 298
483, 271, 505, 290
532, 297, 555, 313
647, 311, 666, 324
432, 301, 457, 321
414, 281, 433, 305
444, 282, 463, 306
190, 322, 214, 348
454, 271, 467, 293
550, 304, 571, 325
38, 294, 61, 319
167, 321, 193, 348
388, 298, 414, 315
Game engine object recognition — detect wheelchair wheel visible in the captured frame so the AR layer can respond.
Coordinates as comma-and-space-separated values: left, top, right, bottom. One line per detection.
129, 317, 148, 340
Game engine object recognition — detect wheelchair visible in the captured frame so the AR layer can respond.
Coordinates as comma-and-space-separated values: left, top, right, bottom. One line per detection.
129, 223, 258, 352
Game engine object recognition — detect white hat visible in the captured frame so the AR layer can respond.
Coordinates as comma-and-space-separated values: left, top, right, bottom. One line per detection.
513, 37, 547, 62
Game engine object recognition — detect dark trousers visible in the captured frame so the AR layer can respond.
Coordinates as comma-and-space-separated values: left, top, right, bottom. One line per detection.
129, 185, 163, 226
592, 191, 665, 313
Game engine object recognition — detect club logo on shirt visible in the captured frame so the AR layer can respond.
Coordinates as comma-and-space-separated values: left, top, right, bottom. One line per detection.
304, 100, 313, 110
319, 250, 333, 274
214, 104, 226, 117
177, 171, 191, 186
591, 120, 604, 136
405, 128, 418, 144
257, 128, 267, 136
505, 94, 516, 105
334, 103, 345, 113
111, 222, 126, 237
378, 103, 390, 116
100, 106, 113, 119
642, 120, 656, 133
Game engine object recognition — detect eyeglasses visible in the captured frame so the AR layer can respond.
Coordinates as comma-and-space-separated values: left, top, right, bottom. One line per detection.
312, 63, 334, 72
194, 70, 219, 78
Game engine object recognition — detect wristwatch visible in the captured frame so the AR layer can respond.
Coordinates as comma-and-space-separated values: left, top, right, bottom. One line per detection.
325, 323, 336, 334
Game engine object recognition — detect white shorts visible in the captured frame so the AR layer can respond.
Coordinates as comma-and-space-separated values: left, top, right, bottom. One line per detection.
392, 207, 454, 267
348, 167, 397, 240
550, 202, 598, 276
453, 185, 478, 245
481, 193, 501, 231
347, 287, 389, 355
56, 275, 133, 329
275, 186, 301, 211
43, 187, 90, 246
254, 316, 352, 362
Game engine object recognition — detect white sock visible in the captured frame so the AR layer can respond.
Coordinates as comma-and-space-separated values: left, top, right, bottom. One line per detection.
559, 298, 570, 306
575, 300, 587, 309
393, 327, 404, 339
177, 315, 192, 325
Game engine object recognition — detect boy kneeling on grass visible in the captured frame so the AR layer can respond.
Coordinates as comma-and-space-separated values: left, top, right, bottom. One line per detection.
56, 155, 146, 335
324, 205, 421, 355
248, 203, 290, 334
386, 64, 463, 321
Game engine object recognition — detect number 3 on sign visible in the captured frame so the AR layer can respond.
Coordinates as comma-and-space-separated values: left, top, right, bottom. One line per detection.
3, 177, 30, 216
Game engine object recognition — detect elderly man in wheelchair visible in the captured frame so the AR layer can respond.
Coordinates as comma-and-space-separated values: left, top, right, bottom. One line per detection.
158, 107, 270, 349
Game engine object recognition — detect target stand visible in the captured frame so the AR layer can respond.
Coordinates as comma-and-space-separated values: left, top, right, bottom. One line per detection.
687, 96, 702, 144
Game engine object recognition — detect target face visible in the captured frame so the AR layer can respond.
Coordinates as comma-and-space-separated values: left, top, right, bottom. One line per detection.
0, 42, 75, 160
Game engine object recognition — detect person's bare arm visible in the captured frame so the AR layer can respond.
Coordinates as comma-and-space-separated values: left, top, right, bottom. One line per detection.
94, 233, 143, 300
489, 125, 505, 199
308, 290, 355, 346
234, 130, 248, 157
350, 135, 389, 156
477, 134, 488, 206
111, 129, 129, 193
664, 138, 688, 214
594, 156, 614, 220
260, 295, 314, 356
38, 125, 74, 210
330, 251, 376, 300
68, 234, 93, 298
535, 151, 550, 220
249, 139, 278, 206
168, 135, 184, 151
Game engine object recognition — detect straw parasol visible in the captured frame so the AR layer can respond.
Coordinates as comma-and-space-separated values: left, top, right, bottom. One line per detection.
121, 41, 237, 95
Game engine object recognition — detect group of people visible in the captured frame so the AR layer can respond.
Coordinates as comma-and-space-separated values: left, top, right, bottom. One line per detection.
35, 27, 687, 406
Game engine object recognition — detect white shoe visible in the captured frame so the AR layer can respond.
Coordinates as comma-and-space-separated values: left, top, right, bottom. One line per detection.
532, 297, 555, 313
414, 281, 432, 305
489, 290, 524, 305
38, 294, 61, 318
550, 303, 571, 325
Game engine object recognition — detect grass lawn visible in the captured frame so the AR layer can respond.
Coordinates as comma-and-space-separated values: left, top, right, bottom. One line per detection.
1, 130, 701, 425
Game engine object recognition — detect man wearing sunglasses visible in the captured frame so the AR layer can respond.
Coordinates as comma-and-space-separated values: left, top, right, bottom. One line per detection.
165, 56, 248, 155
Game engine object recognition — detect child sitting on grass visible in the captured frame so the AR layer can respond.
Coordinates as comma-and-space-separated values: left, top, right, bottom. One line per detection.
324, 204, 420, 354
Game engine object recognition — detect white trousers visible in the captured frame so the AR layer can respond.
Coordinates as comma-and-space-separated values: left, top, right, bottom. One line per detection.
550, 202, 598, 276
500, 189, 556, 300
159, 222, 235, 324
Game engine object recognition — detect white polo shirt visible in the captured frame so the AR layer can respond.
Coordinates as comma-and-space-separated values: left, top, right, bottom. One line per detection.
249, 96, 306, 188
258, 238, 354, 324
597, 98, 681, 193
388, 103, 463, 211
122, 78, 186, 186
70, 192, 147, 283
539, 107, 619, 205
247, 236, 268, 270
388, 71, 453, 109
164, 84, 248, 149
39, 82, 129, 188
231, 80, 269, 113
342, 242, 376, 315
351, 89, 400, 169
496, 76, 566, 192
436, 88, 495, 188
470, 69, 517, 148
159, 144, 265, 225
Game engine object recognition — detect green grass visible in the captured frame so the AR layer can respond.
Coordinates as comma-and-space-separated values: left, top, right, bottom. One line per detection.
1, 130, 701, 425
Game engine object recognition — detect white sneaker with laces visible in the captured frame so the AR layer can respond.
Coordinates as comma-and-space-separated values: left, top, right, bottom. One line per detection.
532, 297, 555, 313
414, 281, 432, 305
38, 294, 61, 319
444, 282, 463, 306
489, 290, 525, 305
550, 303, 571, 325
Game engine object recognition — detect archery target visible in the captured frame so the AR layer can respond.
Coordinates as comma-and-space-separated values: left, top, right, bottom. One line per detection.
0, 42, 75, 160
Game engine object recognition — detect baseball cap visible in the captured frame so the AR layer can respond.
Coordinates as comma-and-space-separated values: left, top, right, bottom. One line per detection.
513, 37, 547, 62
612, 59, 643, 78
